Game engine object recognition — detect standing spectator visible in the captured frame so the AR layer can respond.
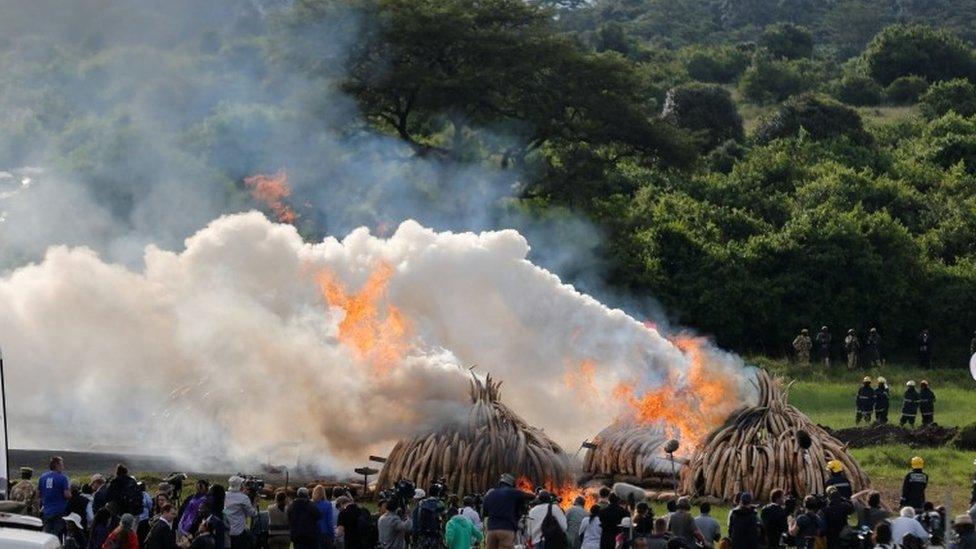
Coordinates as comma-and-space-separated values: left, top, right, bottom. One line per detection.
66, 482, 90, 531
144, 503, 178, 549
917, 501, 943, 544
179, 480, 211, 538
225, 476, 258, 548
632, 502, 653, 538
873, 521, 895, 548
411, 490, 444, 549
856, 377, 875, 425
137, 482, 155, 544
666, 497, 702, 547
853, 490, 890, 529
918, 329, 933, 369
459, 495, 483, 536
819, 489, 854, 546
952, 514, 976, 549
759, 489, 787, 548
313, 485, 336, 549
266, 490, 290, 549
336, 495, 368, 549
598, 494, 629, 549
482, 474, 533, 549
900, 381, 919, 427
527, 491, 567, 549
445, 509, 482, 549
918, 380, 936, 425
901, 457, 928, 510
63, 513, 87, 549
815, 326, 831, 367
288, 487, 322, 549
377, 499, 412, 549
793, 329, 812, 366
694, 502, 721, 548
644, 518, 669, 549
579, 506, 602, 549
844, 329, 860, 370
874, 377, 890, 424
565, 497, 587, 548
190, 521, 217, 549
891, 507, 930, 545
91, 474, 108, 514
38, 455, 71, 539
88, 508, 114, 549
207, 485, 229, 549
103, 513, 140, 549
866, 328, 883, 367
107, 464, 142, 517
788, 496, 822, 548
726, 492, 760, 549
10, 467, 38, 516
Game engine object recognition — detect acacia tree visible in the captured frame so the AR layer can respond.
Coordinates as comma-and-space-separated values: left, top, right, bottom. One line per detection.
282, 0, 694, 172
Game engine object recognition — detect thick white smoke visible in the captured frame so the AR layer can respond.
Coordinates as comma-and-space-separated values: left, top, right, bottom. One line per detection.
0, 212, 748, 471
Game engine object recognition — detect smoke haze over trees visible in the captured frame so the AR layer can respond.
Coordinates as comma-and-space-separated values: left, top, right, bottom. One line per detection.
4, 0, 976, 363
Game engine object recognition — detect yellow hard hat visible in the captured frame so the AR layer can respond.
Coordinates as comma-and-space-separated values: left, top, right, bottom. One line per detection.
827, 459, 844, 473
911, 456, 924, 469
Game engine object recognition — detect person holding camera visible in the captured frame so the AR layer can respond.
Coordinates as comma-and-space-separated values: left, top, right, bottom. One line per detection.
787, 495, 822, 549
225, 476, 258, 548
483, 473, 534, 549
760, 489, 788, 548
377, 498, 412, 549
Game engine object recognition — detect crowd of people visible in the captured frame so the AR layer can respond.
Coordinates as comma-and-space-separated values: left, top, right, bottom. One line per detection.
852, 377, 938, 426
791, 327, 976, 370
7, 455, 976, 549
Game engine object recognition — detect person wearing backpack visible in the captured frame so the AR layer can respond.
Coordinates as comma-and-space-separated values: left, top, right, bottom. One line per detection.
338, 495, 373, 549
527, 492, 568, 549
107, 464, 144, 517
411, 490, 445, 549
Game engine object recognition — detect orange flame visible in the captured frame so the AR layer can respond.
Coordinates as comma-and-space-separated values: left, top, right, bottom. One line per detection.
316, 262, 411, 373
516, 476, 597, 511
244, 170, 298, 224
563, 359, 598, 399
614, 334, 738, 446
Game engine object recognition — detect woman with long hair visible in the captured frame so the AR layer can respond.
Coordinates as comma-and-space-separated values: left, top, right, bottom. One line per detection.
101, 513, 139, 549
267, 490, 291, 549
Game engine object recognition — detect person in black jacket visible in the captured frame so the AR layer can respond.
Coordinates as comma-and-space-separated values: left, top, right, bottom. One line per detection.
760, 489, 788, 548
901, 457, 928, 510
900, 381, 919, 427
825, 460, 853, 500
866, 328, 883, 367
874, 377, 890, 424
819, 489, 854, 547
107, 464, 143, 516
816, 326, 831, 367
727, 492, 761, 549
918, 329, 933, 369
856, 377, 874, 424
144, 503, 178, 549
918, 380, 936, 425
287, 487, 322, 549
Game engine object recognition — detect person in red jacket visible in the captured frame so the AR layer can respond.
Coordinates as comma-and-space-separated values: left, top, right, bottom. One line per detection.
102, 513, 140, 549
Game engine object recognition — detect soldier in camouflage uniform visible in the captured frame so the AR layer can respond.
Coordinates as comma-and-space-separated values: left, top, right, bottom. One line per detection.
844, 329, 861, 370
9, 467, 38, 516
793, 329, 812, 366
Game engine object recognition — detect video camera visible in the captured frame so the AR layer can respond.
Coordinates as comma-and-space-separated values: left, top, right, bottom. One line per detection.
380, 479, 416, 513
429, 477, 448, 499
164, 472, 188, 496
237, 474, 266, 498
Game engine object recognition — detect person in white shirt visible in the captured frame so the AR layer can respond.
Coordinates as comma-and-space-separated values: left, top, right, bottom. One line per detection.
579, 505, 602, 549
459, 496, 483, 532
224, 476, 258, 545
890, 506, 931, 545
527, 492, 567, 546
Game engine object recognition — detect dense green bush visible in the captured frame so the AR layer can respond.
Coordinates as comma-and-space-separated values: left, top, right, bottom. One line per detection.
864, 24, 976, 86
885, 75, 929, 104
832, 74, 884, 106
755, 93, 869, 143
661, 83, 744, 150
951, 422, 976, 450
758, 23, 814, 59
679, 45, 751, 83
919, 78, 976, 118
740, 56, 808, 102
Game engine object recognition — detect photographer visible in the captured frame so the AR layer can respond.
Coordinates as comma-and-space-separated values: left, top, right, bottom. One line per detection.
819, 487, 854, 546
760, 489, 788, 548
226, 476, 258, 549
787, 495, 822, 549
483, 473, 534, 549
412, 488, 446, 549
377, 499, 412, 549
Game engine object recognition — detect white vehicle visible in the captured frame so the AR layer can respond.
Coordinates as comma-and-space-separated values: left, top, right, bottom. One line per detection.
0, 510, 59, 548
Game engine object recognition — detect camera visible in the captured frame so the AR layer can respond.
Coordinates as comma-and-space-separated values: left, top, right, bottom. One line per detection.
237, 474, 266, 497
429, 478, 448, 499
164, 473, 188, 496
381, 479, 416, 513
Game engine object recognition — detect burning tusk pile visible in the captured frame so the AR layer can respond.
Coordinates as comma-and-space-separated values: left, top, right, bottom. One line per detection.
582, 423, 678, 487
681, 369, 869, 501
376, 374, 574, 495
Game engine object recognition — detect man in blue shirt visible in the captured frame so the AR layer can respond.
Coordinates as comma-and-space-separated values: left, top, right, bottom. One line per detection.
482, 474, 533, 549
38, 456, 71, 539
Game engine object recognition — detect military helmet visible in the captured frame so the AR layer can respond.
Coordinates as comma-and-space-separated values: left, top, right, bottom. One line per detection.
877, 376, 886, 384
911, 456, 924, 469
848, 328, 855, 334
920, 380, 928, 387
821, 325, 828, 331
906, 380, 916, 387
870, 327, 878, 333
801, 328, 808, 335
862, 376, 872, 383
19, 467, 33, 478
827, 459, 844, 473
